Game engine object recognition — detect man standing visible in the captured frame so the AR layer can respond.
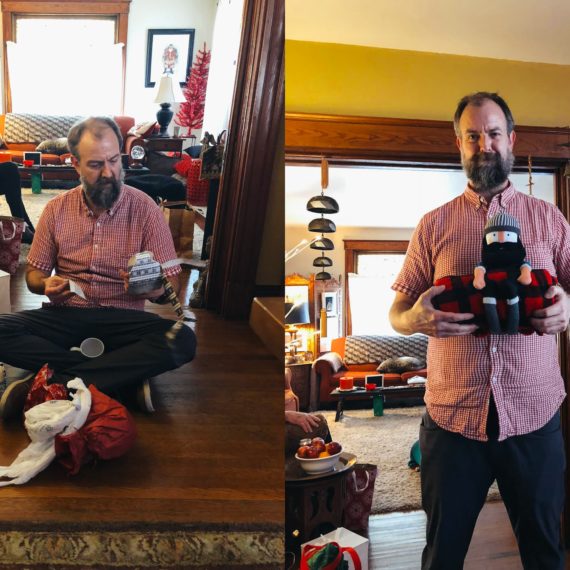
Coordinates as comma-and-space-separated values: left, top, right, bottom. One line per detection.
0, 117, 196, 418
390, 92, 570, 569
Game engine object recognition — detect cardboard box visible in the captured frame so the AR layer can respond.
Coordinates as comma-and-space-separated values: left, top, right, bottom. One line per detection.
301, 527, 369, 570
0, 270, 10, 314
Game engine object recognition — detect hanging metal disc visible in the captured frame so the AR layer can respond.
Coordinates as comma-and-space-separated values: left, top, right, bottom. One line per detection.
310, 237, 335, 250
313, 255, 333, 267
308, 217, 336, 233
306, 195, 339, 214
315, 270, 332, 281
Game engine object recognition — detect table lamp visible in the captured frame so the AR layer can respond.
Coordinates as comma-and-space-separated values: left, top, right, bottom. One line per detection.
153, 74, 185, 137
285, 301, 310, 360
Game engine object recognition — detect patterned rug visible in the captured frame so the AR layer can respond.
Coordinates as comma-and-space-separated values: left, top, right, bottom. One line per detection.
318, 406, 501, 514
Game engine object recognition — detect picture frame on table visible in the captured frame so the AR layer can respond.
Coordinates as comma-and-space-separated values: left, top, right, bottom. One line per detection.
322, 292, 337, 316
145, 28, 195, 88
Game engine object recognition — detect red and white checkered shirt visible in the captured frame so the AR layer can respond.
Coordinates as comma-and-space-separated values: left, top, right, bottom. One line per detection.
393, 182, 570, 441
27, 184, 181, 311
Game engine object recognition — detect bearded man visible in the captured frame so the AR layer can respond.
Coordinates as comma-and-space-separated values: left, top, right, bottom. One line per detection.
0, 117, 196, 418
389, 92, 570, 569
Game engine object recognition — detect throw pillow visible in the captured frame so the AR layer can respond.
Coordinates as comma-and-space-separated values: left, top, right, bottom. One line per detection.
377, 356, 425, 374
315, 351, 347, 373
35, 137, 69, 155
127, 120, 157, 138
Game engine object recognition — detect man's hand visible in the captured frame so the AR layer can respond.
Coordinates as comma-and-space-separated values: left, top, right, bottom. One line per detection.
530, 285, 570, 334
43, 275, 72, 304
285, 411, 322, 433
390, 286, 479, 338
118, 269, 164, 300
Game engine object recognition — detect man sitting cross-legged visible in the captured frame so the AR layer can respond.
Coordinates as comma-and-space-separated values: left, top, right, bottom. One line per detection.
0, 116, 197, 420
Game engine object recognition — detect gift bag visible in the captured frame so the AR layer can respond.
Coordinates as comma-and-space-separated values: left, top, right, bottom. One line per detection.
159, 200, 195, 259
343, 463, 378, 532
0, 216, 24, 274
300, 541, 362, 570
199, 131, 226, 180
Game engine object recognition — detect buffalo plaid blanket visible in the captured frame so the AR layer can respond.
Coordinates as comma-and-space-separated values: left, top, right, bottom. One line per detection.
432, 269, 558, 336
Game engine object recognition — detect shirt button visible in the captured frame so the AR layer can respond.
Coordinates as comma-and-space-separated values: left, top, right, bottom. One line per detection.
492, 346, 497, 353
492, 376, 497, 383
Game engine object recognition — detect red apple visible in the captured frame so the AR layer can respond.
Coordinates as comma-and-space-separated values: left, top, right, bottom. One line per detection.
305, 447, 320, 459
312, 441, 326, 454
326, 442, 342, 455
311, 437, 325, 446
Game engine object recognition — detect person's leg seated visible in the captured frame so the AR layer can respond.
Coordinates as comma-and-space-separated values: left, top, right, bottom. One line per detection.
420, 410, 494, 570
493, 412, 565, 570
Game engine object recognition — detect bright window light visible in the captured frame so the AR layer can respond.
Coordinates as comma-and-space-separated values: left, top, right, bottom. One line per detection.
8, 17, 122, 115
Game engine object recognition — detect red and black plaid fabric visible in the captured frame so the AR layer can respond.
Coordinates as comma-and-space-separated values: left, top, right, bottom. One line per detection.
433, 269, 557, 336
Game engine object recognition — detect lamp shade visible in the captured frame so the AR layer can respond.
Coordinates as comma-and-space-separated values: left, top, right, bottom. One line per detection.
284, 302, 310, 325
308, 217, 336, 233
310, 237, 335, 251
306, 195, 339, 214
154, 74, 186, 104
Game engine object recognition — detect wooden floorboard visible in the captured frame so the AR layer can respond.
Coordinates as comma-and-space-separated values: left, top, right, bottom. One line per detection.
0, 264, 284, 567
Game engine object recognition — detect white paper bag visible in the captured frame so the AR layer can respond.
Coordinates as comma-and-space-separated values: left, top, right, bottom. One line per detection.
301, 527, 369, 570
0, 270, 10, 314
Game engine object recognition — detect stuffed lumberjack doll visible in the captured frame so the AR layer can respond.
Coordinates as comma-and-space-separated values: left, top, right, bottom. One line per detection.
473, 212, 532, 334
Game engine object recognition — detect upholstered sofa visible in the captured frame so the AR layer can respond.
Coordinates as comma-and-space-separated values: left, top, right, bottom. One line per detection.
0, 113, 138, 181
311, 334, 428, 409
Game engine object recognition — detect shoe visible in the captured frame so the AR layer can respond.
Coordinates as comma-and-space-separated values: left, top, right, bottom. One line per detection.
136, 379, 156, 413
22, 227, 34, 245
0, 373, 34, 421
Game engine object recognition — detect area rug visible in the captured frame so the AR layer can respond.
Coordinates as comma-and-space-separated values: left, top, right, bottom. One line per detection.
319, 406, 501, 514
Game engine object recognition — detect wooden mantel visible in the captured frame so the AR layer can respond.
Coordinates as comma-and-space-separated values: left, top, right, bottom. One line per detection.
285, 112, 570, 166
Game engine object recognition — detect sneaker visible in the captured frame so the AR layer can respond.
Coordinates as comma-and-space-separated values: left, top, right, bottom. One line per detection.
136, 379, 155, 413
0, 373, 35, 421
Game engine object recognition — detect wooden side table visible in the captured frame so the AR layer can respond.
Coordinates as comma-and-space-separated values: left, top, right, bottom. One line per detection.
145, 137, 184, 173
288, 362, 312, 412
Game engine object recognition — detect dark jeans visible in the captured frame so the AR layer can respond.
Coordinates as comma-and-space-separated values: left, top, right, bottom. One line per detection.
0, 161, 35, 230
420, 402, 565, 570
0, 307, 196, 392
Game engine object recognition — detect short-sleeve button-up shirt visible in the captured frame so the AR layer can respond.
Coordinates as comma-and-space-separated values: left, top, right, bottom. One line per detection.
392, 183, 570, 441
27, 184, 181, 311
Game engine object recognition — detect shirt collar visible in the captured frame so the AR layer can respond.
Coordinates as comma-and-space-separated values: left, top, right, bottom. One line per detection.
464, 180, 516, 210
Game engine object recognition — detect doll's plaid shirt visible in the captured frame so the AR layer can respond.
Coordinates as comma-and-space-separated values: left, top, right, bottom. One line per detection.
393, 183, 570, 441
27, 184, 181, 311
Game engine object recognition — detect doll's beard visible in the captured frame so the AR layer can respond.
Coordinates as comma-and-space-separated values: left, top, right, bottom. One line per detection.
463, 150, 514, 192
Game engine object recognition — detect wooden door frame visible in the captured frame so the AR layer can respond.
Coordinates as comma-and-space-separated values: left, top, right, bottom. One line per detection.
286, 111, 570, 543
205, 0, 284, 319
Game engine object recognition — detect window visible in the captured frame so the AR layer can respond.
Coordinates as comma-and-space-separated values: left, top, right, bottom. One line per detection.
9, 17, 121, 115
2, 1, 130, 114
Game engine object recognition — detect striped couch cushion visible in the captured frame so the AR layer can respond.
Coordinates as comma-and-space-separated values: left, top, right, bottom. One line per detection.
4, 114, 84, 144
343, 334, 428, 365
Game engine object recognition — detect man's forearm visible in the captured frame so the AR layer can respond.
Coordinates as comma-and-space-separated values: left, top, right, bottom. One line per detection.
25, 268, 47, 295
389, 300, 416, 335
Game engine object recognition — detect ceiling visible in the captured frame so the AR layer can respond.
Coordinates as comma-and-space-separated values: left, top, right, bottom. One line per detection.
286, 0, 570, 65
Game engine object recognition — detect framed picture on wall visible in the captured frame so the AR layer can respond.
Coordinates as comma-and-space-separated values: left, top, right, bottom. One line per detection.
322, 292, 337, 316
145, 28, 195, 87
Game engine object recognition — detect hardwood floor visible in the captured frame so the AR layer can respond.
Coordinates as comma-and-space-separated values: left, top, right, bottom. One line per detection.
0, 264, 283, 568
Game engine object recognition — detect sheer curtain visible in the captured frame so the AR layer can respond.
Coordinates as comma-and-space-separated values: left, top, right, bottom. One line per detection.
7, 18, 123, 115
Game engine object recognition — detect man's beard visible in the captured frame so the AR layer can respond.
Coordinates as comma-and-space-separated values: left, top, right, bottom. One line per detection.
462, 150, 515, 191
81, 169, 124, 209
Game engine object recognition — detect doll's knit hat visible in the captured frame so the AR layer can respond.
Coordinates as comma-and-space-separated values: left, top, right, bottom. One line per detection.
484, 212, 520, 236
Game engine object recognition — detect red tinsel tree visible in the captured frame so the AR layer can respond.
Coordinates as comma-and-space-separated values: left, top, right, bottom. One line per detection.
175, 42, 211, 136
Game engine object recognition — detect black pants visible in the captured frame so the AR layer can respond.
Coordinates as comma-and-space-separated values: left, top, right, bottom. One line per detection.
0, 162, 35, 230
0, 307, 196, 392
420, 401, 565, 570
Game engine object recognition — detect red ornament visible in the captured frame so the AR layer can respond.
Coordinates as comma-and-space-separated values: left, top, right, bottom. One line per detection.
175, 42, 211, 136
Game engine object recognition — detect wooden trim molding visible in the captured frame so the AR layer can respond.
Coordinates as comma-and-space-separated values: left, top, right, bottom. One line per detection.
285, 112, 570, 164
206, 0, 284, 319
343, 240, 408, 336
1, 0, 131, 113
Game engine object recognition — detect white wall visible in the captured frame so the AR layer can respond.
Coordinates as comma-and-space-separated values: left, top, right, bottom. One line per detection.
125, 0, 217, 125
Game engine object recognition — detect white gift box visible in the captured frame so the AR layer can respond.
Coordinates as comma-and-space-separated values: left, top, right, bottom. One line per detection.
0, 270, 10, 314
301, 527, 369, 570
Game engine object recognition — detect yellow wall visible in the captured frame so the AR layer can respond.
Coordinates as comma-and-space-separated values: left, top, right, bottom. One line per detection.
286, 40, 570, 127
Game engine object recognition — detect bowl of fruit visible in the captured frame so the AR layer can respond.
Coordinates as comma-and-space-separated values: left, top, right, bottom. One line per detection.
295, 437, 343, 474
